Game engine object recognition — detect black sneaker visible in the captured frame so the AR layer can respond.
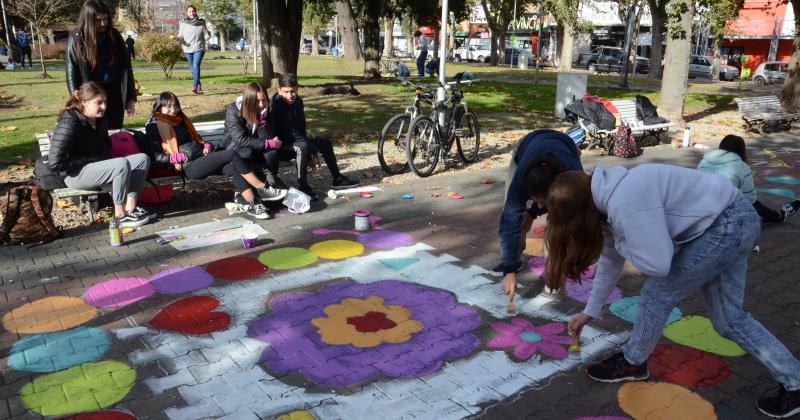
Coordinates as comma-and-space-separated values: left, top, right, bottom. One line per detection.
118, 211, 150, 228
132, 206, 156, 222
298, 182, 319, 201
781, 200, 800, 221
256, 186, 288, 202
246, 202, 270, 220
331, 175, 360, 190
586, 352, 649, 383
757, 384, 800, 418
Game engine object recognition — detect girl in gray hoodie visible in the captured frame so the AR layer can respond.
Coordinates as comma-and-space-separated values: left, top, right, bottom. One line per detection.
176, 5, 210, 94
546, 165, 800, 419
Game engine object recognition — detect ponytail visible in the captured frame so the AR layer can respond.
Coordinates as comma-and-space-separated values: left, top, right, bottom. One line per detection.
59, 82, 107, 119
522, 153, 567, 199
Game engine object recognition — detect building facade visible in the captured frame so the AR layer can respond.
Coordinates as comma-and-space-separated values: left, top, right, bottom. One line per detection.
722, 0, 795, 75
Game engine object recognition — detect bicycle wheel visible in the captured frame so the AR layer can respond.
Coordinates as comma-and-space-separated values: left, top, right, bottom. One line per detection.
406, 116, 440, 177
378, 113, 411, 174
456, 111, 481, 163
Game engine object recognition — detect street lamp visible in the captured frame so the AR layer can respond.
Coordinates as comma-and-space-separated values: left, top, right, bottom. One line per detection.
619, 2, 637, 89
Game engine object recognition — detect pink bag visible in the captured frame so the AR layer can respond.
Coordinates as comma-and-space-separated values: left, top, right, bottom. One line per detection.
110, 131, 140, 158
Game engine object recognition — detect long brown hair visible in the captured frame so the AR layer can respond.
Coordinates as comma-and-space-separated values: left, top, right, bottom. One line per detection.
59, 82, 107, 119
76, 0, 117, 70
544, 171, 605, 291
240, 82, 266, 127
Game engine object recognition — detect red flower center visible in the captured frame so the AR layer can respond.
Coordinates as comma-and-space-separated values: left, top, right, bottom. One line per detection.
347, 311, 397, 333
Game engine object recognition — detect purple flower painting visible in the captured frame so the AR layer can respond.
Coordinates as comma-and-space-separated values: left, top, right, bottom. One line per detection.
487, 318, 572, 360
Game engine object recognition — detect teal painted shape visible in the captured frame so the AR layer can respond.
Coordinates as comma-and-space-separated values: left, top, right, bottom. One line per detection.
610, 296, 682, 325
8, 327, 111, 372
764, 175, 800, 185
378, 258, 420, 270
758, 188, 797, 199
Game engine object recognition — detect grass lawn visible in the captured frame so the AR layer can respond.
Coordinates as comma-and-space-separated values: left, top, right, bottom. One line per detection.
0, 53, 741, 161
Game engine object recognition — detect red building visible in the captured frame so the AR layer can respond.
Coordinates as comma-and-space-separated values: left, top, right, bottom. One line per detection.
722, 0, 795, 75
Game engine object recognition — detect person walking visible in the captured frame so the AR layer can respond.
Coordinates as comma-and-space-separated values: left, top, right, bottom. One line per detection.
415, 30, 428, 77
176, 4, 210, 95
66, 0, 136, 130
16, 30, 32, 69
125, 35, 135, 60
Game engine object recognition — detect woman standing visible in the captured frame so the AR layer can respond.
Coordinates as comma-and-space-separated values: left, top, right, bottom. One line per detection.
66, 0, 136, 130
176, 5, 210, 94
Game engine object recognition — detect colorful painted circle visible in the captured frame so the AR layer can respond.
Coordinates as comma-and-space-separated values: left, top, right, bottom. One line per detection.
610, 296, 682, 325
8, 327, 111, 372
524, 237, 544, 256
205, 256, 269, 281
21, 361, 136, 416
565, 278, 622, 304
258, 247, 318, 270
150, 266, 215, 295
649, 344, 732, 388
663, 315, 746, 357
574, 417, 631, 420
618, 381, 717, 420
149, 296, 231, 335
309, 239, 365, 259
83, 277, 155, 308
2, 296, 97, 334
358, 230, 414, 249
56, 409, 137, 420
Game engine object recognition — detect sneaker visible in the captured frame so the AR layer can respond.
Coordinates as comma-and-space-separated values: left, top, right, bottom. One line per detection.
586, 352, 649, 383
225, 194, 251, 214
132, 206, 156, 222
757, 384, 800, 418
256, 186, 288, 202
331, 175, 360, 190
196, 84, 204, 94
780, 200, 800, 221
246, 202, 270, 220
298, 182, 319, 201
118, 211, 150, 228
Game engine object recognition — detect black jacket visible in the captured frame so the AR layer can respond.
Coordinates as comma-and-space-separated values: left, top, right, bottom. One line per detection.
66, 29, 136, 107
564, 100, 616, 131
219, 101, 272, 150
144, 118, 180, 166
48, 109, 111, 176
269, 93, 307, 145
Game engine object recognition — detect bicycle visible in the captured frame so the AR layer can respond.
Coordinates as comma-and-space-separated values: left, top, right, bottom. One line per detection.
404, 75, 480, 177
377, 79, 436, 174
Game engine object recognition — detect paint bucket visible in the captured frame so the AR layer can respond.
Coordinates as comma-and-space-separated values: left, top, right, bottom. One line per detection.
241, 233, 258, 249
354, 209, 370, 232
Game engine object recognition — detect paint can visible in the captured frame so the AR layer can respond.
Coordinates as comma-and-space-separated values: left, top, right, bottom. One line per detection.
109, 218, 124, 247
354, 209, 370, 232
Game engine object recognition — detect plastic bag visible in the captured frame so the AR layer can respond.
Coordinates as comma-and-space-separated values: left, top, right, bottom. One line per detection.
282, 187, 311, 214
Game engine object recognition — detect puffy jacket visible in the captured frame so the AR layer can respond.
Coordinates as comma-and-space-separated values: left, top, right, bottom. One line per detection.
143, 118, 187, 167
564, 100, 616, 131
47, 109, 111, 176
66, 29, 136, 108
697, 149, 756, 203
219, 98, 273, 150
269, 93, 307, 145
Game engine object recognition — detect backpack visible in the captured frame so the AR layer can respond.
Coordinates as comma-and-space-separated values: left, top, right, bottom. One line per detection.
611, 126, 641, 158
110, 130, 141, 158
0, 183, 61, 245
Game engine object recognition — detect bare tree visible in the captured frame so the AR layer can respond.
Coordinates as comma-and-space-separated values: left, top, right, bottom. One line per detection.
11, 0, 78, 77
120, 0, 150, 34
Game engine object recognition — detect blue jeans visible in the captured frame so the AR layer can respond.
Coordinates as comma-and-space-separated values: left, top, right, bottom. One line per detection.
185, 50, 205, 86
623, 194, 800, 391
416, 49, 427, 77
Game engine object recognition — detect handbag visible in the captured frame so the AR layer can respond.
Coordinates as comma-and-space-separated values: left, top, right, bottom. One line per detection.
178, 141, 204, 162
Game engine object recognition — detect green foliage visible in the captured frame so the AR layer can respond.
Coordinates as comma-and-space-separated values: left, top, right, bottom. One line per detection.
702, 0, 744, 41
199, 0, 239, 33
140, 33, 184, 78
540, 0, 580, 26
303, 2, 335, 35
665, 0, 693, 39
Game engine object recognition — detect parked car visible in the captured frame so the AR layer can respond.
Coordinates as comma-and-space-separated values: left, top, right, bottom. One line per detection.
577, 47, 650, 74
688, 55, 739, 81
300, 43, 327, 55
752, 61, 788, 85
503, 48, 534, 66
453, 44, 491, 63
207, 44, 221, 51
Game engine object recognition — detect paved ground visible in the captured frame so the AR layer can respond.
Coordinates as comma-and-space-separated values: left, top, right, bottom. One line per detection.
1, 132, 799, 419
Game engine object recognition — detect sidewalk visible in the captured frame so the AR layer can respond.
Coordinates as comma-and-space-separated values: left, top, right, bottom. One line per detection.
1, 133, 799, 419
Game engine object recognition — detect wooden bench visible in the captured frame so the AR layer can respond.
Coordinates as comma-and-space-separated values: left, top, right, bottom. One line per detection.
37, 121, 226, 221
580, 99, 675, 153
734, 95, 800, 135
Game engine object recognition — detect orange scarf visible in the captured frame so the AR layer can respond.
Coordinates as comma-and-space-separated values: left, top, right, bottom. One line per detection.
154, 112, 205, 155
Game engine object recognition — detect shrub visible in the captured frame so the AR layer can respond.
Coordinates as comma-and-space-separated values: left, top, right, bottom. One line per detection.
40, 42, 68, 60
140, 33, 184, 78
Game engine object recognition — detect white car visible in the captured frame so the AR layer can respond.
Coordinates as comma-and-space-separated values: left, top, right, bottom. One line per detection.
453, 44, 490, 63
688, 55, 740, 81
752, 61, 788, 85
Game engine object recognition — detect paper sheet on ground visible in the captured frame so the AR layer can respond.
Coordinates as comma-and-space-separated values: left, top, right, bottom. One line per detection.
157, 217, 267, 251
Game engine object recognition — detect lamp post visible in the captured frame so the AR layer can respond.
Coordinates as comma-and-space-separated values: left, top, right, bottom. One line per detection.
1, 0, 14, 65
437, 0, 449, 129
619, 3, 636, 89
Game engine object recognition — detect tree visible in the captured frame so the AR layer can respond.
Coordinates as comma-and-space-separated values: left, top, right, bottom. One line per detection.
541, 0, 581, 70
647, 0, 667, 79
480, 0, 516, 66
10, 0, 77, 77
359, 0, 382, 77
140, 32, 185, 78
613, 0, 646, 74
257, 0, 303, 88
303, 1, 334, 56
780, 0, 800, 111
704, 0, 743, 80
335, 0, 362, 61
656, 0, 694, 124
120, 0, 150, 34
200, 0, 238, 51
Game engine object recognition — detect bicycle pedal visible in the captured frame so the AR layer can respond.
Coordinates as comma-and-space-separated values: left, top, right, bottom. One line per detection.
453, 128, 464, 136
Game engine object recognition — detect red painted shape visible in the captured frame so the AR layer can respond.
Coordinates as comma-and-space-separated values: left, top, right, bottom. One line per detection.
206, 256, 268, 281
347, 311, 397, 333
58, 410, 137, 420
150, 296, 231, 334
648, 344, 732, 388
532, 226, 546, 238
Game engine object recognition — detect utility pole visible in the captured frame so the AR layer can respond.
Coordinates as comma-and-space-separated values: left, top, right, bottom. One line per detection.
619, 3, 636, 88
252, 0, 257, 72
1, 0, 14, 65
438, 0, 449, 129
535, 17, 542, 83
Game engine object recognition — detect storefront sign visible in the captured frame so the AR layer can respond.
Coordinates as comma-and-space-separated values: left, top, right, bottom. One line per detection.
508, 13, 542, 32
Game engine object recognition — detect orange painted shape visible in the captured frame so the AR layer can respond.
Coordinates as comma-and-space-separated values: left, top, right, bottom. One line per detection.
2, 296, 97, 334
524, 238, 544, 256
618, 381, 717, 420
312, 296, 423, 348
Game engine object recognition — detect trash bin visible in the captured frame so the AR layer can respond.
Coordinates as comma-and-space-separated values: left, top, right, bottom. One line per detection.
518, 53, 528, 70
554, 72, 588, 119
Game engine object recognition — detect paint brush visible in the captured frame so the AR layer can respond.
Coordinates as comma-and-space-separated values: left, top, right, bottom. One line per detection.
506, 292, 516, 316
569, 332, 580, 353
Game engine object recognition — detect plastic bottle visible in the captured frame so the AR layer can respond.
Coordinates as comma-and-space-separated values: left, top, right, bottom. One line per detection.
109, 217, 124, 247
682, 126, 692, 148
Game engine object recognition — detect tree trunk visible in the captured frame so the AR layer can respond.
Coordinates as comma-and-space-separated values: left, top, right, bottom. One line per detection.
383, 17, 394, 58
498, 30, 506, 65
657, 0, 694, 125
47, 30, 55, 45
258, 0, 303, 88
558, 24, 575, 71
490, 30, 499, 65
336, 0, 362, 62
780, 0, 800, 111
648, 0, 665, 80
311, 30, 320, 56
432, 27, 439, 61
361, 0, 381, 78
220, 31, 227, 51
711, 36, 722, 80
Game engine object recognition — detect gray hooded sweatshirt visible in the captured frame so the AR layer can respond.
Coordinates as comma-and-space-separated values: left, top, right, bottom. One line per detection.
177, 18, 210, 53
583, 164, 739, 319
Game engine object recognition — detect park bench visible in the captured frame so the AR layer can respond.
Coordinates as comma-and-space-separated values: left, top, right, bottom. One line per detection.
734, 95, 800, 135
580, 99, 675, 152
